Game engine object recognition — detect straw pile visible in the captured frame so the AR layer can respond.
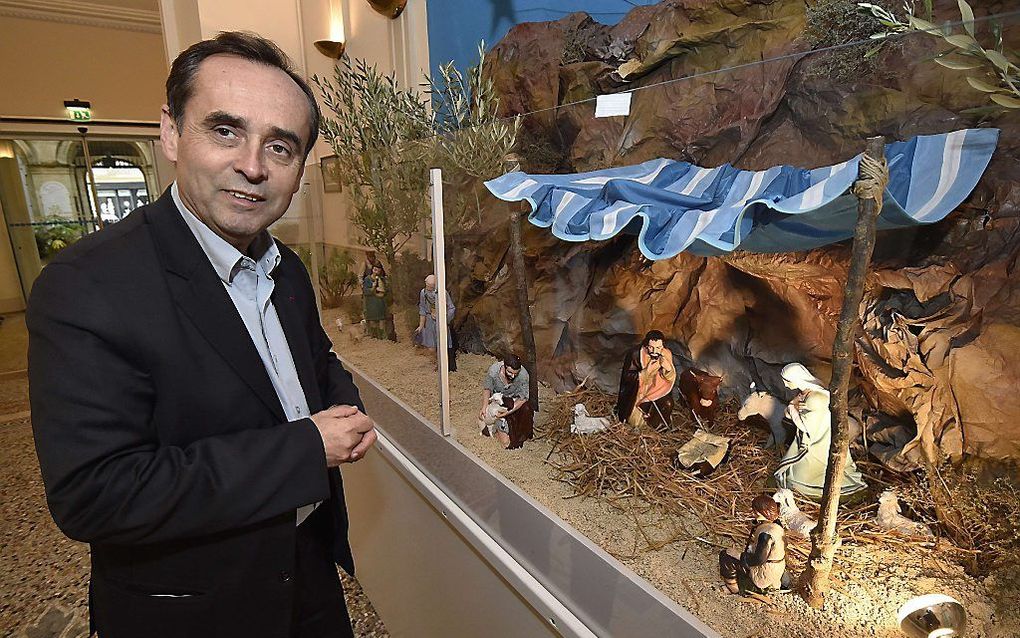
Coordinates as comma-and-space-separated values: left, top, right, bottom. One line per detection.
541, 387, 978, 570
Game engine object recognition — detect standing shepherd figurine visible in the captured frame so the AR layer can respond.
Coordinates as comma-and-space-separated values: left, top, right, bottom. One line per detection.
413, 274, 457, 371
719, 495, 790, 595
362, 263, 389, 340
616, 330, 676, 428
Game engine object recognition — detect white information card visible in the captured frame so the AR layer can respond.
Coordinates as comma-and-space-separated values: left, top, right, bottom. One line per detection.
595, 92, 632, 118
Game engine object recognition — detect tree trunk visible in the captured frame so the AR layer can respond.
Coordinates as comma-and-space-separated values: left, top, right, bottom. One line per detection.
383, 246, 398, 342
798, 136, 885, 608
510, 203, 539, 412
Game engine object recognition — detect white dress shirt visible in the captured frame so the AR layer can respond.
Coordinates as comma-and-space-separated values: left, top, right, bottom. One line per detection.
171, 183, 320, 525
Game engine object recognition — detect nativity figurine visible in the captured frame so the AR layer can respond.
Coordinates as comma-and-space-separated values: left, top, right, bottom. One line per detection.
773, 363, 867, 500
478, 354, 534, 449
615, 330, 676, 428
719, 495, 790, 596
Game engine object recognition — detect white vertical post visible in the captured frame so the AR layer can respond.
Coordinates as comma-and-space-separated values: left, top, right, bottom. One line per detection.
430, 168, 452, 437
303, 176, 323, 316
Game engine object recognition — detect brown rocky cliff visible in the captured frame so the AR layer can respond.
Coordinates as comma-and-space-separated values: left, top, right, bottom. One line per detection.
447, 0, 1020, 465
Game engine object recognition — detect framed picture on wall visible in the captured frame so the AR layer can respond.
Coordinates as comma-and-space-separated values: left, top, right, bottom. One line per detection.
320, 155, 342, 192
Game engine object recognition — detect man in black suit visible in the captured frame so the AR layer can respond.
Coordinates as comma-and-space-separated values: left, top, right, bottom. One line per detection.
27, 32, 375, 638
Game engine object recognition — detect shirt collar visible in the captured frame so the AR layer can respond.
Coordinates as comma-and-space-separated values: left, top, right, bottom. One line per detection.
170, 182, 281, 283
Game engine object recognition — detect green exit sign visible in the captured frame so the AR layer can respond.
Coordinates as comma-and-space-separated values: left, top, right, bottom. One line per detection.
63, 99, 91, 122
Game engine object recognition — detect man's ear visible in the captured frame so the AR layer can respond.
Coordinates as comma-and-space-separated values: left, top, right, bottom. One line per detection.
159, 106, 179, 163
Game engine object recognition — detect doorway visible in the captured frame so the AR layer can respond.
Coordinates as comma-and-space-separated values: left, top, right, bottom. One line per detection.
0, 135, 161, 304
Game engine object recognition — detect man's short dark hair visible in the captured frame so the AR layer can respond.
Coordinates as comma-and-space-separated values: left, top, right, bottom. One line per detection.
166, 31, 320, 157
642, 330, 665, 346
504, 354, 522, 370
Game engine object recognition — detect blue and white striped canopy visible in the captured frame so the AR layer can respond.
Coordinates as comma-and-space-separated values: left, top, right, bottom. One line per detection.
484, 129, 999, 259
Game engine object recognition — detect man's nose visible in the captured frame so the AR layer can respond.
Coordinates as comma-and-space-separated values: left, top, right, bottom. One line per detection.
234, 140, 268, 183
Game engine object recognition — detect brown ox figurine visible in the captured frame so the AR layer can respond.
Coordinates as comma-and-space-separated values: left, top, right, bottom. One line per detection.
678, 368, 723, 429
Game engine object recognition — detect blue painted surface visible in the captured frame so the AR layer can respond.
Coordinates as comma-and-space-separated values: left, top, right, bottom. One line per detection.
425, 0, 658, 77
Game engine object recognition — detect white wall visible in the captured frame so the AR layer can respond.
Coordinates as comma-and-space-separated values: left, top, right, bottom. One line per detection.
159, 0, 431, 255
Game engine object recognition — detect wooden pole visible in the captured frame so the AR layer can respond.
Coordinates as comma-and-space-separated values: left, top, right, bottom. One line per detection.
430, 168, 453, 437
78, 127, 105, 231
510, 202, 539, 412
798, 135, 885, 608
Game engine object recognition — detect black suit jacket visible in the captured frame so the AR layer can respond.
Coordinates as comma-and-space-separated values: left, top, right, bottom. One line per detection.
27, 190, 363, 638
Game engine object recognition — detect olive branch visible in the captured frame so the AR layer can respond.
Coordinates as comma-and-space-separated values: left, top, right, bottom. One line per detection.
859, 0, 1020, 109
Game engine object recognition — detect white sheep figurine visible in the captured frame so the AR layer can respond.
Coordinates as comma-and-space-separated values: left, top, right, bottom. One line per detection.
335, 317, 365, 343
479, 392, 509, 437
571, 403, 611, 434
772, 488, 817, 540
738, 382, 864, 449
875, 489, 934, 538
737, 383, 787, 448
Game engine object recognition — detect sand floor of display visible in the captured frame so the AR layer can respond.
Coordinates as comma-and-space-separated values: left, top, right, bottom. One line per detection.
2, 304, 1015, 637
321, 306, 1018, 638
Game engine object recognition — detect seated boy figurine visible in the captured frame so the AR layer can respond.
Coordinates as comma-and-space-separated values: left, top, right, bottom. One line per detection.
719, 495, 789, 595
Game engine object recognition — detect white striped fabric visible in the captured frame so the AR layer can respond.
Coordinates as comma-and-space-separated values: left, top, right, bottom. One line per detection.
483, 129, 998, 259
912, 129, 968, 223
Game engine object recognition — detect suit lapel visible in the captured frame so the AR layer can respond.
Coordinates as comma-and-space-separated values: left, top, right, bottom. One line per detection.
271, 268, 322, 414
146, 191, 286, 422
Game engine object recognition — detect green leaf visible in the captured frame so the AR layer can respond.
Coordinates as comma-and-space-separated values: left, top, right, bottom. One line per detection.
933, 55, 983, 70
957, 0, 975, 36
864, 44, 884, 59
908, 16, 938, 33
989, 94, 1020, 108
984, 49, 1013, 72
944, 34, 980, 51
991, 20, 1003, 52
959, 105, 1004, 116
966, 76, 1001, 93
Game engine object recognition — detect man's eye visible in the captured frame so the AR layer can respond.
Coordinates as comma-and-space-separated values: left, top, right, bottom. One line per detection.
269, 143, 291, 156
214, 127, 236, 139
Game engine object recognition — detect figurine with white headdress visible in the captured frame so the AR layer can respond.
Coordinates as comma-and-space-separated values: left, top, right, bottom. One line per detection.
773, 363, 867, 500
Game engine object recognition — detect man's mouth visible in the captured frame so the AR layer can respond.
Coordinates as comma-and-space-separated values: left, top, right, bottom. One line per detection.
226, 190, 265, 203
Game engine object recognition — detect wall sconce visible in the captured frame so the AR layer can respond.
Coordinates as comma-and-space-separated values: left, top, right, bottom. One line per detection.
367, 0, 407, 19
314, 0, 346, 59
314, 39, 345, 59
898, 594, 967, 638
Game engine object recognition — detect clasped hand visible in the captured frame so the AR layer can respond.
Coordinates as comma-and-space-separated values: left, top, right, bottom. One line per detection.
311, 404, 377, 467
